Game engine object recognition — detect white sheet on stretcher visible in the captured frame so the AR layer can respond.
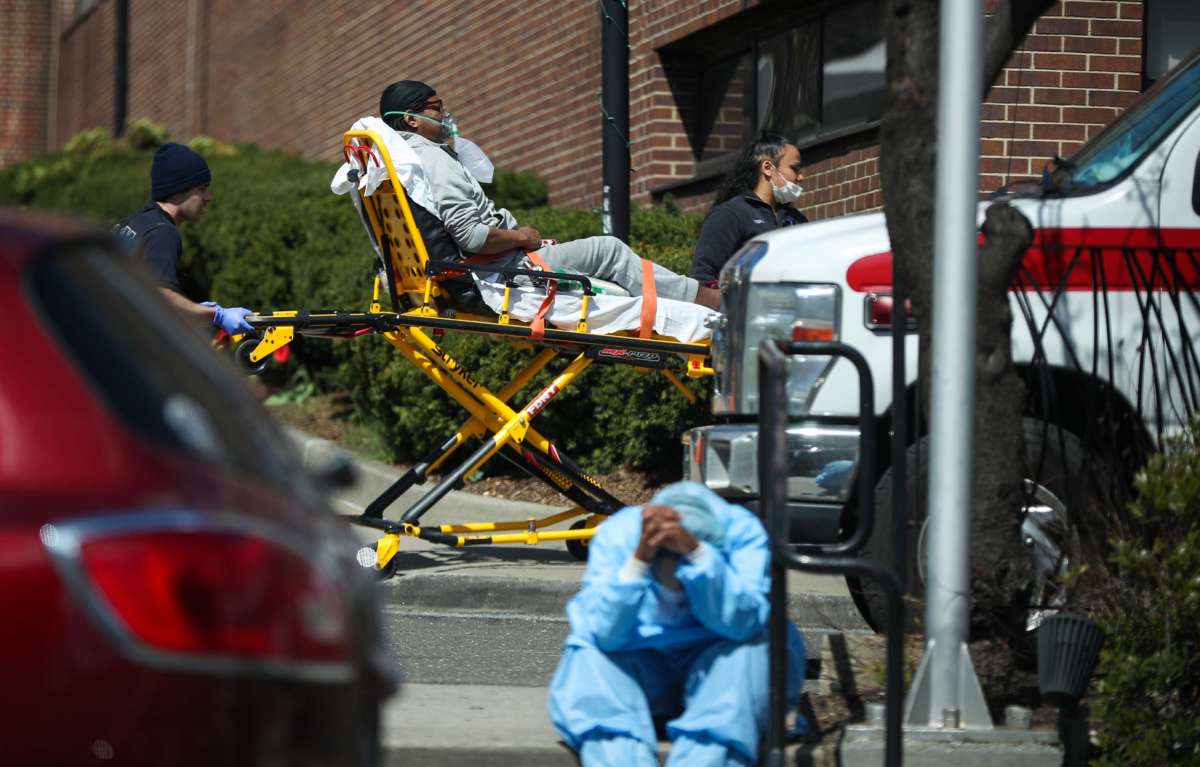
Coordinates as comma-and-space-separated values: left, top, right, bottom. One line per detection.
330, 117, 718, 343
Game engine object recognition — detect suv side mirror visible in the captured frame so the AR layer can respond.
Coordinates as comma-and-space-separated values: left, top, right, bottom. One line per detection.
1192, 149, 1200, 216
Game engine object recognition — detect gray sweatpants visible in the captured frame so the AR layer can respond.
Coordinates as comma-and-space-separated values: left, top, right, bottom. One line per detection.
530, 236, 700, 303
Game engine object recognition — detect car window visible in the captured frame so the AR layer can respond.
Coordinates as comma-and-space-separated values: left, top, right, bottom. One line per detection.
26, 240, 314, 498
1067, 51, 1200, 189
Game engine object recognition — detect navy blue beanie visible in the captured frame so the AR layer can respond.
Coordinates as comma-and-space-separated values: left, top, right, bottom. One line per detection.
151, 143, 211, 201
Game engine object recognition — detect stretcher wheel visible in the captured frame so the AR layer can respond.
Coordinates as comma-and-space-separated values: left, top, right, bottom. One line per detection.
234, 338, 269, 375
356, 544, 399, 579
376, 556, 398, 580
566, 520, 590, 561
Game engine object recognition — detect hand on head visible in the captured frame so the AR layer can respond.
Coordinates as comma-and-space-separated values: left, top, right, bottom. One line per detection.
635, 504, 700, 563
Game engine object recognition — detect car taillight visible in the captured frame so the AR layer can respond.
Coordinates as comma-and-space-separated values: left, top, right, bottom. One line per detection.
44, 514, 352, 677
864, 292, 917, 332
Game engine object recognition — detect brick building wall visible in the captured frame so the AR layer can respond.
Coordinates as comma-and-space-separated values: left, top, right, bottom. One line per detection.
57, 3, 116, 148
627, 1, 762, 204
48, 0, 609, 208
127, 1, 194, 140
800, 0, 1146, 221
978, 0, 1144, 193
28, 0, 1154, 223
0, 1, 53, 167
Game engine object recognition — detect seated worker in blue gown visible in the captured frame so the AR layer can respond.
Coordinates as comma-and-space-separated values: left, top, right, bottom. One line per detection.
547, 482, 807, 767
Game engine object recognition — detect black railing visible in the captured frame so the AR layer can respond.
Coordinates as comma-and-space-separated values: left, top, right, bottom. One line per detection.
759, 339, 904, 767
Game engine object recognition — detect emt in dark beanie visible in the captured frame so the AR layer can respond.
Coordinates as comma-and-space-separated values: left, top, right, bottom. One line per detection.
114, 142, 255, 335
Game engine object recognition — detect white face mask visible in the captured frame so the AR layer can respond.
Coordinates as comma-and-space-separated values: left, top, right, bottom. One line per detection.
771, 167, 805, 204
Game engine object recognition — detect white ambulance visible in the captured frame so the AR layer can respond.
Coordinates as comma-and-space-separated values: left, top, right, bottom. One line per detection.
683, 49, 1200, 631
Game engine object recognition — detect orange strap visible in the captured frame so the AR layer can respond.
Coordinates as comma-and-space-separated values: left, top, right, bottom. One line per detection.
638, 258, 656, 339
524, 250, 556, 342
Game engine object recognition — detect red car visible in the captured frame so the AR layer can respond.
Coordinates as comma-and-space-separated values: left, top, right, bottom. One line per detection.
0, 210, 395, 766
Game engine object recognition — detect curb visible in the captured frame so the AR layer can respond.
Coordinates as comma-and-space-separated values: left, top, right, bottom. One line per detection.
382, 571, 870, 630
289, 427, 871, 632
380, 743, 837, 767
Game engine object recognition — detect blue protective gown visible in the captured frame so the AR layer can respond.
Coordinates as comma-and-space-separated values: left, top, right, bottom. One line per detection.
547, 494, 807, 766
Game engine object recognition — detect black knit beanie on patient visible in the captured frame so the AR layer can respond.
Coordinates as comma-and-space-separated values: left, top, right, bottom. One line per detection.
151, 143, 211, 201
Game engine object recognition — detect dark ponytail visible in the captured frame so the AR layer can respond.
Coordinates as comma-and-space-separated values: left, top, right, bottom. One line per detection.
711, 133, 792, 209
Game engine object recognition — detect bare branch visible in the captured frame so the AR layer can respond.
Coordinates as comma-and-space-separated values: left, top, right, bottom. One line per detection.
983, 0, 1058, 90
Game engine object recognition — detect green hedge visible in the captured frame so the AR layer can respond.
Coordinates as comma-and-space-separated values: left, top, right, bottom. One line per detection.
1091, 424, 1200, 765
1, 127, 710, 472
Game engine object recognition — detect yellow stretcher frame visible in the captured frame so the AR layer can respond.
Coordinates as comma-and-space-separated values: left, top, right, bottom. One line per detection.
241, 129, 713, 576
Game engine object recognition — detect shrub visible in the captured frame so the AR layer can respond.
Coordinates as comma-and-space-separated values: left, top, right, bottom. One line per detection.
63, 127, 112, 156
186, 135, 239, 156
1, 133, 711, 473
122, 118, 170, 150
1091, 424, 1200, 765
482, 168, 548, 209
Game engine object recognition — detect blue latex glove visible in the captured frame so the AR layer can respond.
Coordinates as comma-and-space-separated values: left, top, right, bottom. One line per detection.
203, 301, 256, 335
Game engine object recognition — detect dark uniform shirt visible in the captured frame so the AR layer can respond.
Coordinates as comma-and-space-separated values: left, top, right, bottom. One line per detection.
112, 201, 183, 291
689, 194, 808, 284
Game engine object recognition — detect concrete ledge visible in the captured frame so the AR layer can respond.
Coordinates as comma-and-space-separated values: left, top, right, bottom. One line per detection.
382, 743, 836, 767
381, 683, 836, 767
383, 570, 869, 631
290, 427, 872, 633
840, 724, 1061, 766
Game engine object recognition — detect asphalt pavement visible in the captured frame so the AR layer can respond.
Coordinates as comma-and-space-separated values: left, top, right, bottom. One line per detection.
292, 429, 860, 765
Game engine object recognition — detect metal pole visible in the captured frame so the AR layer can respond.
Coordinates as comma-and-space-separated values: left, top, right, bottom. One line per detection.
902, 0, 993, 730
113, 0, 129, 139
765, 557, 789, 767
761, 340, 903, 766
600, 0, 630, 242
891, 213, 909, 635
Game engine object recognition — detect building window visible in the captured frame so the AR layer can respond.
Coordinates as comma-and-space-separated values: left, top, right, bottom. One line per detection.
668, 0, 885, 173
1145, 0, 1200, 81
695, 53, 754, 164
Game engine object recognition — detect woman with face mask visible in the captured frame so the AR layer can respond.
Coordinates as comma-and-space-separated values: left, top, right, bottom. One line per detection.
688, 134, 809, 285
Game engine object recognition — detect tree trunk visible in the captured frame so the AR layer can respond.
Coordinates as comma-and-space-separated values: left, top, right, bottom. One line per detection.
972, 202, 1035, 631
879, 0, 1055, 630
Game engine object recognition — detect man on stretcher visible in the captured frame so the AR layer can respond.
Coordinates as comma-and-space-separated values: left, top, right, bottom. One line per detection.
376, 80, 722, 312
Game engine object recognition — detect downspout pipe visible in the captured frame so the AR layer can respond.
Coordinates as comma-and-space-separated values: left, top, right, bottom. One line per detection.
113, 0, 129, 138
600, 0, 630, 242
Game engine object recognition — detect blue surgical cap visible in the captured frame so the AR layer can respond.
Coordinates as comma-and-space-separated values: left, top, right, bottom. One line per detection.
650, 481, 728, 549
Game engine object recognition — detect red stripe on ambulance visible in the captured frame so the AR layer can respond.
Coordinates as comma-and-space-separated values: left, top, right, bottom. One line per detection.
846, 228, 1200, 293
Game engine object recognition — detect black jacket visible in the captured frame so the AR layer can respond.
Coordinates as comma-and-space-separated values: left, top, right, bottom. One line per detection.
113, 202, 183, 291
689, 195, 807, 283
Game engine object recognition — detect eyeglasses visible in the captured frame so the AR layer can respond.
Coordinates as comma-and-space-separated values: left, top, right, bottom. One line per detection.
419, 100, 444, 115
